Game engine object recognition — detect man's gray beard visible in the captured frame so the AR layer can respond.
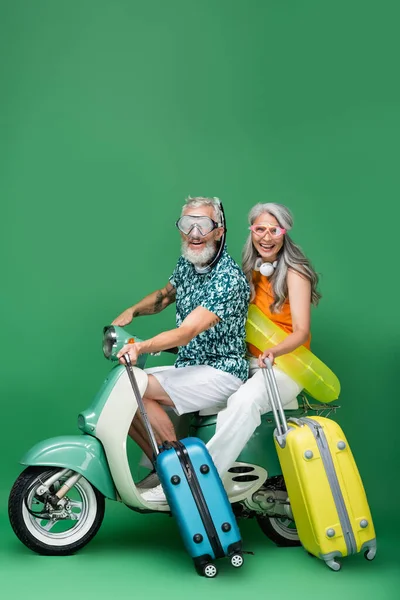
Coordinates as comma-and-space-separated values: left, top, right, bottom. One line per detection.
181, 239, 216, 267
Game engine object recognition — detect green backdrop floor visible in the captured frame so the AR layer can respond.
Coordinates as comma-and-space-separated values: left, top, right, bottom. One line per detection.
1, 489, 398, 600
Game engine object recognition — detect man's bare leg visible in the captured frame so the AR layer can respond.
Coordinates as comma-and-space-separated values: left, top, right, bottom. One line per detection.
142, 397, 177, 442
137, 375, 183, 503
128, 415, 155, 460
128, 374, 177, 457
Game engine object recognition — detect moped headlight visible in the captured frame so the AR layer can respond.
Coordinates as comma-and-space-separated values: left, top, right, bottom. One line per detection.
103, 326, 117, 359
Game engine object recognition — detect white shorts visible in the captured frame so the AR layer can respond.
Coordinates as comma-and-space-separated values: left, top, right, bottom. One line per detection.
146, 365, 243, 416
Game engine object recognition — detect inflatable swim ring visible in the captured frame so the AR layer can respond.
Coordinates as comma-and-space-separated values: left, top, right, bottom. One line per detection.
245, 304, 340, 402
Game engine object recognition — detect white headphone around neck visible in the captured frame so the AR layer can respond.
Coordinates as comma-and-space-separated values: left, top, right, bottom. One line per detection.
254, 258, 278, 277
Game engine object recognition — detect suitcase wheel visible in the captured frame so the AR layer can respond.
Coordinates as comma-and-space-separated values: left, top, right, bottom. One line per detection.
364, 549, 376, 561
203, 563, 218, 578
230, 554, 244, 568
325, 559, 341, 571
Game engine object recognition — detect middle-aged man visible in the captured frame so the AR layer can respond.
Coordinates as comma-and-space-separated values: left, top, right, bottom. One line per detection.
112, 196, 250, 504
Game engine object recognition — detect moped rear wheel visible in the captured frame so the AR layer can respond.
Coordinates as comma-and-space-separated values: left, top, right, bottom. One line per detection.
257, 515, 301, 547
8, 466, 105, 555
255, 475, 301, 547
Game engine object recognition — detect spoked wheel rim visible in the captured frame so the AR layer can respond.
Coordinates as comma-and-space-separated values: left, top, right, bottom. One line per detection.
269, 516, 300, 541
203, 564, 218, 578
231, 554, 244, 567
22, 470, 99, 547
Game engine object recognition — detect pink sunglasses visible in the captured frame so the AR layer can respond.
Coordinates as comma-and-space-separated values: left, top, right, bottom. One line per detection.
249, 223, 286, 238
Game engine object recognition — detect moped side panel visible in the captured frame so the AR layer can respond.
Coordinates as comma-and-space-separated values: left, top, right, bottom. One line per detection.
79, 361, 150, 434
79, 365, 127, 434
20, 434, 117, 500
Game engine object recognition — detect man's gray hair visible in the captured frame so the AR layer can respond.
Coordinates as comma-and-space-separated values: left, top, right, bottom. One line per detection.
181, 196, 223, 225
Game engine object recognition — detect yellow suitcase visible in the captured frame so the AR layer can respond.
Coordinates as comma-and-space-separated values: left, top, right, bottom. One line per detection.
263, 360, 376, 571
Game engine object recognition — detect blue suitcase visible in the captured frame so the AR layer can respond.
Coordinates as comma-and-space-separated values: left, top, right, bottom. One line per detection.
157, 438, 243, 577
124, 357, 243, 577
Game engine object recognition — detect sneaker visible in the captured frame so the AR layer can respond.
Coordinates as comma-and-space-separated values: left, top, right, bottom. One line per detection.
141, 484, 168, 504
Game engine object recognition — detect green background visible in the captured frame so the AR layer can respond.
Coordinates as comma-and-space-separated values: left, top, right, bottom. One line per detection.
1, 0, 399, 597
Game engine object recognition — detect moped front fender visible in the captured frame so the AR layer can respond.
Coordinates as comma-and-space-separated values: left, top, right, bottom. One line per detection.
20, 435, 117, 500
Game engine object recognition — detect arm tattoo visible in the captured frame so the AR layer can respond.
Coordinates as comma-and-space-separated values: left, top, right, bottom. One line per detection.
134, 284, 177, 318
167, 288, 176, 304
166, 285, 176, 302
154, 290, 164, 313
153, 285, 176, 313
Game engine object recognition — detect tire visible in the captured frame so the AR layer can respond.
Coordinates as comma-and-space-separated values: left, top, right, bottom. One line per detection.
203, 563, 218, 578
257, 514, 301, 547
326, 559, 341, 571
256, 475, 301, 547
8, 466, 105, 555
364, 549, 376, 561
230, 553, 244, 568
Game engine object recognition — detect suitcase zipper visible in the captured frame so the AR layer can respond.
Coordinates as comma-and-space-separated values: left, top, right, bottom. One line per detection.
171, 441, 225, 559
299, 418, 357, 556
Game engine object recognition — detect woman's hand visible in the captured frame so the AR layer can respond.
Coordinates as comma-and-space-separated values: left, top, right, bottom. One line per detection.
258, 349, 275, 369
117, 343, 142, 365
112, 307, 135, 327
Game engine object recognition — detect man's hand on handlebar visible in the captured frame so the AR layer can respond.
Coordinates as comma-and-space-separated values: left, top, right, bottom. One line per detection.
117, 343, 141, 365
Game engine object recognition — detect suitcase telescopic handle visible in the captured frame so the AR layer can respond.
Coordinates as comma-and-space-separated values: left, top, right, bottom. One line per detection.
262, 358, 289, 436
124, 354, 160, 458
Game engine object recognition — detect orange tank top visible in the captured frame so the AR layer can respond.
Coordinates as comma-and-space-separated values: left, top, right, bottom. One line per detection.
247, 271, 311, 357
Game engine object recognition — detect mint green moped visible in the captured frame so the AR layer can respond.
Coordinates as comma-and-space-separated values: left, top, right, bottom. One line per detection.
8, 326, 338, 555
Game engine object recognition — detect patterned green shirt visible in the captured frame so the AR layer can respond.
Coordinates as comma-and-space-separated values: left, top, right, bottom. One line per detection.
169, 248, 250, 382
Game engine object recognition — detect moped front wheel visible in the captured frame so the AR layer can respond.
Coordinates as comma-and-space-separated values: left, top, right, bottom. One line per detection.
8, 466, 105, 555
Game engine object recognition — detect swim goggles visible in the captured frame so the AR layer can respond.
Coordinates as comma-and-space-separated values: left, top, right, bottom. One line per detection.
249, 222, 286, 238
176, 215, 223, 236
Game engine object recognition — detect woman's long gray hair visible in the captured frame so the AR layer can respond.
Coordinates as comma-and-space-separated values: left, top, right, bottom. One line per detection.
242, 203, 321, 312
